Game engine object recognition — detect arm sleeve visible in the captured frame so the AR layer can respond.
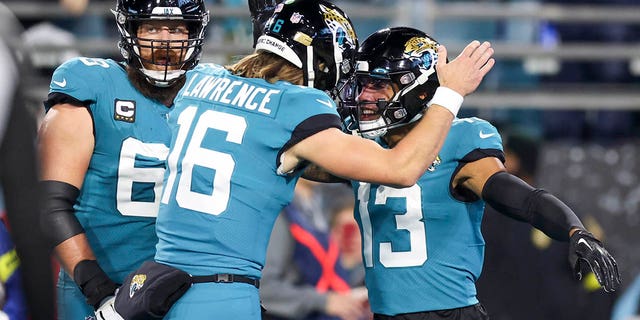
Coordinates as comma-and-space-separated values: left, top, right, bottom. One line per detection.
259, 214, 327, 318
481, 171, 584, 241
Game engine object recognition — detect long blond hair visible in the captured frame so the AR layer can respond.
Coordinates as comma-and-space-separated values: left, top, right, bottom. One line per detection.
226, 51, 304, 86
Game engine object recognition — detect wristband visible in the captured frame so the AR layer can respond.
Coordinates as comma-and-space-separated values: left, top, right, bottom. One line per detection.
428, 87, 464, 117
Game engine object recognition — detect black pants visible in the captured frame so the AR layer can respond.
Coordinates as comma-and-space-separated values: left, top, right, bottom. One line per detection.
374, 303, 490, 320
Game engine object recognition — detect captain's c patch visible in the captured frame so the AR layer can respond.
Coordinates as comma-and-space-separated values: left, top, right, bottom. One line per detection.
114, 99, 136, 123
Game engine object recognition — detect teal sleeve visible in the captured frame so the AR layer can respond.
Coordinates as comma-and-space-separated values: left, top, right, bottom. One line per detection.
454, 117, 503, 160
46, 57, 105, 111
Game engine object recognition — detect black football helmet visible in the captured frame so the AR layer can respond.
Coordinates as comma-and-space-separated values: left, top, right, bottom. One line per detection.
255, 0, 357, 93
113, 0, 209, 87
341, 27, 440, 139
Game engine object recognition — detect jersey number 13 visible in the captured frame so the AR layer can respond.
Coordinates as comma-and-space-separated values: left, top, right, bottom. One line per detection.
358, 183, 428, 268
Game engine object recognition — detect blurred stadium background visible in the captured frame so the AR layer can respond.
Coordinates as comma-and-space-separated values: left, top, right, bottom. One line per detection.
3, 0, 640, 319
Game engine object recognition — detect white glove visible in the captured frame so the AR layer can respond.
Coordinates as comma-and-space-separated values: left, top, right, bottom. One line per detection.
95, 296, 124, 320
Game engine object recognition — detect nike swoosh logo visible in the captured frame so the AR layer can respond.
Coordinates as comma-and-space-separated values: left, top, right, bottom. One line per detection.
479, 131, 495, 139
52, 78, 67, 87
315, 99, 334, 108
577, 238, 592, 250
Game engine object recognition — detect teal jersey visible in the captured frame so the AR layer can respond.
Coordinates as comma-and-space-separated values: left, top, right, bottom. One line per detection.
351, 117, 504, 315
155, 64, 341, 278
46, 58, 171, 284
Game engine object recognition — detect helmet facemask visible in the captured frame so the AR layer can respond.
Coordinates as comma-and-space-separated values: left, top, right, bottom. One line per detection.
339, 27, 440, 140
113, 2, 209, 87
343, 71, 413, 139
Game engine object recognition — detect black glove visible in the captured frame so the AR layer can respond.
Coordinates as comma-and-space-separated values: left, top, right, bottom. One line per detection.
569, 230, 621, 292
248, 0, 282, 47
74, 260, 119, 309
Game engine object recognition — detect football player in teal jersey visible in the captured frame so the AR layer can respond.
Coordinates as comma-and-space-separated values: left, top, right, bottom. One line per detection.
336, 27, 621, 319
37, 0, 209, 319
139, 0, 494, 318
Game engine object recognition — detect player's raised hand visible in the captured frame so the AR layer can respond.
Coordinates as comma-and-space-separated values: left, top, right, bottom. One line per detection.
569, 230, 621, 292
435, 40, 495, 97
248, 0, 282, 47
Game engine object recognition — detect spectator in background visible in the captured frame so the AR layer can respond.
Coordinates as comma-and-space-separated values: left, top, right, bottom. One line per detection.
540, 0, 640, 143
326, 185, 366, 293
0, 3, 55, 319
59, 0, 88, 16
16, 0, 109, 39
13, 0, 110, 81
261, 179, 369, 320
6, 0, 116, 77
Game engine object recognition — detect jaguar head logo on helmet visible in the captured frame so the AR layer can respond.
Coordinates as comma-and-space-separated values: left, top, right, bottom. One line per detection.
254, 0, 358, 96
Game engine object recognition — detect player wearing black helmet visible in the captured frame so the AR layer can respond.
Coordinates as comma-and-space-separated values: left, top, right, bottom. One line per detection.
341, 27, 441, 139
255, 0, 357, 92
338, 27, 620, 319
38, 1, 208, 319
113, 0, 209, 87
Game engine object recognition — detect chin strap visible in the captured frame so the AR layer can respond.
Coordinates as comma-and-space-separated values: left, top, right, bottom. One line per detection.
140, 68, 185, 87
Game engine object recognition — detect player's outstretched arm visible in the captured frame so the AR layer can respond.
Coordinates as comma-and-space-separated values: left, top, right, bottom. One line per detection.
290, 41, 495, 187
569, 230, 621, 292
381, 40, 496, 185
479, 170, 621, 292
39, 104, 119, 309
